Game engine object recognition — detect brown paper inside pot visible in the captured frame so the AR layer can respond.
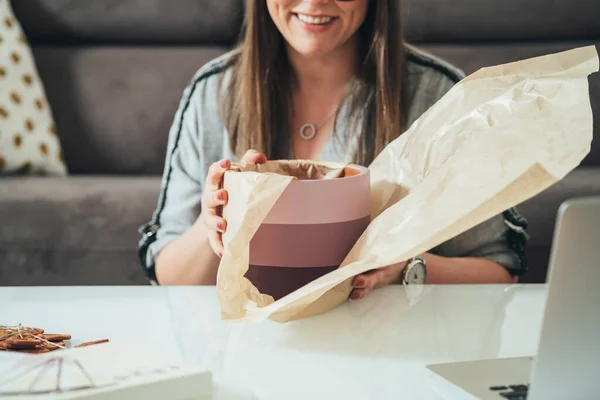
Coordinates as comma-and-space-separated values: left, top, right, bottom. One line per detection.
216, 46, 599, 323
228, 159, 347, 180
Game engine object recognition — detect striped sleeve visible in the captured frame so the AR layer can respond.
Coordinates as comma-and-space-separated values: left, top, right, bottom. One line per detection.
137, 63, 226, 283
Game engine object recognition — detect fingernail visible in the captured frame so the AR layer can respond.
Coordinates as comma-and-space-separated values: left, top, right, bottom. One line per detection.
220, 160, 229, 168
355, 279, 365, 288
351, 291, 361, 300
217, 222, 224, 231
217, 191, 224, 201
218, 252, 223, 258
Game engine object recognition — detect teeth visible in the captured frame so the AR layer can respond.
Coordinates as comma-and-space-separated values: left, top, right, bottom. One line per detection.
297, 14, 333, 25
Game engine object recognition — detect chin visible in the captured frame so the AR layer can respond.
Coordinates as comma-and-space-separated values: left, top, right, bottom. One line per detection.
289, 40, 337, 57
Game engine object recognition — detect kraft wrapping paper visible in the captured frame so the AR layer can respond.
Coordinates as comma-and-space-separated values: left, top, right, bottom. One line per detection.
216, 46, 599, 323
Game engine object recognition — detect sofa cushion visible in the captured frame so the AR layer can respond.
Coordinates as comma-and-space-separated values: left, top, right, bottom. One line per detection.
0, 176, 161, 251
517, 168, 600, 249
514, 167, 600, 283
33, 43, 600, 176
11, 0, 600, 45
402, 0, 600, 43
31, 46, 228, 175
0, 176, 163, 285
0, 251, 149, 285
423, 43, 600, 167
0, 0, 66, 175
11, 0, 244, 46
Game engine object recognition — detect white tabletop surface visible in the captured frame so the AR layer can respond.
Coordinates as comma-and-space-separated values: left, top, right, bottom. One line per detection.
2, 284, 547, 400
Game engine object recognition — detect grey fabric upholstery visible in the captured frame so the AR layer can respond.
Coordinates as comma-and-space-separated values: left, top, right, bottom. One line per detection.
517, 168, 600, 282
402, 0, 600, 42
11, 0, 244, 45
0, 177, 160, 285
2, 0, 600, 285
518, 169, 600, 248
33, 47, 229, 174
12, 0, 599, 45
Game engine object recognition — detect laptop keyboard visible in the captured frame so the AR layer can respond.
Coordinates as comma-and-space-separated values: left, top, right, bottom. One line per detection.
489, 384, 529, 399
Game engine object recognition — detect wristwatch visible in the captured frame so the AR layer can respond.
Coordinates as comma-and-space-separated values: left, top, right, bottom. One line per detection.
400, 255, 427, 285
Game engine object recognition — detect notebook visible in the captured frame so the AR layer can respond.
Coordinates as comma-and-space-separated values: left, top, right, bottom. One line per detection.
0, 341, 212, 399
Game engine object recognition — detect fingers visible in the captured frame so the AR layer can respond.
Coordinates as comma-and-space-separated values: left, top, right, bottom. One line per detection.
203, 158, 230, 218
208, 230, 224, 258
355, 269, 385, 289
350, 263, 405, 300
349, 287, 369, 300
204, 213, 227, 257
202, 151, 266, 259
350, 269, 384, 300
206, 151, 266, 193
204, 188, 228, 210
206, 159, 230, 193
241, 149, 267, 164
201, 162, 228, 258
204, 213, 227, 233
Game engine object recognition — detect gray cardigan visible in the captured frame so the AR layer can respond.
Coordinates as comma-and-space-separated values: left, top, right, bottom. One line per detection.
138, 46, 529, 283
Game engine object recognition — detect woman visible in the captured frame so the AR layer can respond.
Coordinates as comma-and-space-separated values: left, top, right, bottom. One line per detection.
138, 0, 529, 299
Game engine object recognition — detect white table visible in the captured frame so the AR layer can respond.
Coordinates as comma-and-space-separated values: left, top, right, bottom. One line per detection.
2, 285, 547, 399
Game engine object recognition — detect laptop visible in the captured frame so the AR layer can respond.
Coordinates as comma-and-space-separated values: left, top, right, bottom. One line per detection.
427, 196, 600, 400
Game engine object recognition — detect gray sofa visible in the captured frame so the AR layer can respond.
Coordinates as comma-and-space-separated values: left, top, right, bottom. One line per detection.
1, 0, 599, 286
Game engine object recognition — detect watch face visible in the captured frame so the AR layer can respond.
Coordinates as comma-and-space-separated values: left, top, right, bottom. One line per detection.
406, 262, 426, 285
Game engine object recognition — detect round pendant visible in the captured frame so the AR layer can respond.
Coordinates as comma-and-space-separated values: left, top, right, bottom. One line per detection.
299, 123, 317, 141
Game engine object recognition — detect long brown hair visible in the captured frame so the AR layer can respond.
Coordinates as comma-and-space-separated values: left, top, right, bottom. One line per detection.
220, 0, 406, 166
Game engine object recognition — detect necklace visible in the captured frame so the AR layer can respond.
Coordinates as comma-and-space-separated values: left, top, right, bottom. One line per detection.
299, 107, 339, 141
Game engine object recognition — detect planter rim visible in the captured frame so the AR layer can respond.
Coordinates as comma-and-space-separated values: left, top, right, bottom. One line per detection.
286, 164, 369, 186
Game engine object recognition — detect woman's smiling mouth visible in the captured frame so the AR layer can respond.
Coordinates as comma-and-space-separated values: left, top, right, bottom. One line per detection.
292, 12, 338, 32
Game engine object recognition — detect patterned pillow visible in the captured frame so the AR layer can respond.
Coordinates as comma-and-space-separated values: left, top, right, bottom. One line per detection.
0, 0, 66, 175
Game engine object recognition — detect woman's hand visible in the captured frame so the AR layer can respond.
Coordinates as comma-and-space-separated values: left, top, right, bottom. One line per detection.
349, 253, 519, 300
201, 149, 267, 257
349, 262, 405, 300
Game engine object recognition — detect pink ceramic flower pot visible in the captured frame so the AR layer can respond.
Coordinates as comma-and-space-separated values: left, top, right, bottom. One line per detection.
245, 165, 371, 300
